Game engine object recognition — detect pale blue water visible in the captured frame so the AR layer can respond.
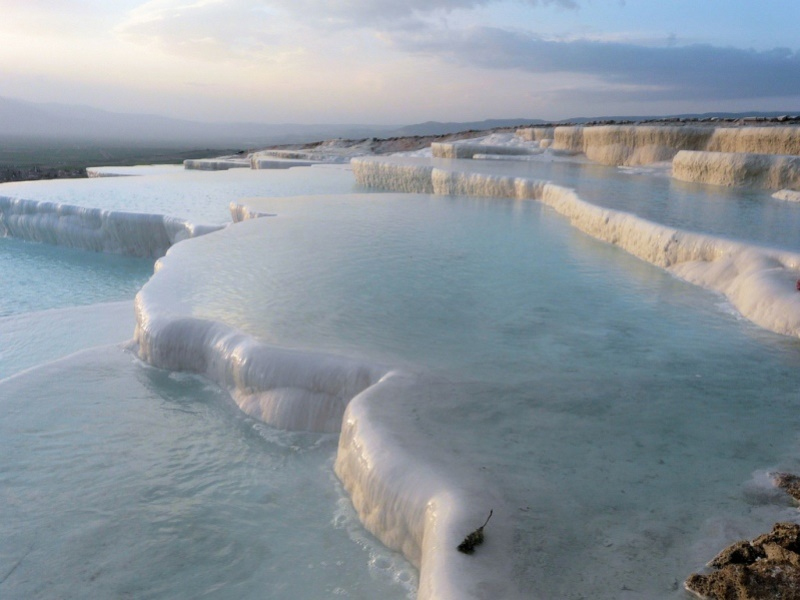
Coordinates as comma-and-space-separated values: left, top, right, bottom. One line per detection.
0, 165, 359, 225
0, 237, 152, 317
2, 162, 800, 600
406, 157, 800, 253
0, 348, 415, 600
148, 191, 800, 597
0, 167, 416, 600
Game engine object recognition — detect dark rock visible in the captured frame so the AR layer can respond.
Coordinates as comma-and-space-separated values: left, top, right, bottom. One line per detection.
686, 562, 800, 599
708, 541, 764, 568
763, 543, 800, 569
0, 166, 87, 183
752, 522, 800, 553
687, 523, 800, 599
774, 473, 800, 502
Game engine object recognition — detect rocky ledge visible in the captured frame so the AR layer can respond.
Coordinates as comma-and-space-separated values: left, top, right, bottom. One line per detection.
685, 471, 800, 600
774, 473, 800, 502
0, 166, 87, 183
685, 522, 800, 600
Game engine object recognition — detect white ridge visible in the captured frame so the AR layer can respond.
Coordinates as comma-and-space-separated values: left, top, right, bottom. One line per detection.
0, 196, 221, 258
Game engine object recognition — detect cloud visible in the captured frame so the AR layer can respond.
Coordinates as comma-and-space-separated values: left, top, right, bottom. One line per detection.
389, 26, 800, 101
271, 0, 578, 28
119, 0, 799, 103
117, 0, 296, 62
118, 0, 581, 51
0, 0, 124, 36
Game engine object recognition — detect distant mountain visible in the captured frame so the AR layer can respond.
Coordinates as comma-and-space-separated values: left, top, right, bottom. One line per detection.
2, 97, 798, 150
561, 111, 799, 123
0, 97, 553, 147
372, 112, 800, 136
0, 97, 396, 147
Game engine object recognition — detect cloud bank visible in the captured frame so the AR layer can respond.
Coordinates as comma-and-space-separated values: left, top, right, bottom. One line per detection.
390, 26, 800, 101
3, 0, 799, 123
118, 0, 800, 105
271, 0, 578, 28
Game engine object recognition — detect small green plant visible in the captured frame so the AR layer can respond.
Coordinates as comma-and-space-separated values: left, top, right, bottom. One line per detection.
457, 510, 493, 554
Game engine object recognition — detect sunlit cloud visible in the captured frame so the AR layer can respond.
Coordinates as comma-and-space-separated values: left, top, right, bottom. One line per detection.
116, 0, 298, 62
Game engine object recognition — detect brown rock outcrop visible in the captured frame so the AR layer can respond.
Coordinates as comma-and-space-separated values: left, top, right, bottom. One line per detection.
774, 473, 800, 502
686, 523, 800, 600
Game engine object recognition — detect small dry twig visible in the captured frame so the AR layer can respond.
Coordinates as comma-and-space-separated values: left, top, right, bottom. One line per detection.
457, 510, 493, 554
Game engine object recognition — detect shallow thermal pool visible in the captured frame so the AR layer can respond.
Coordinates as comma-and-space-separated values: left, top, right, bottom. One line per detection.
0, 221, 417, 600
0, 164, 359, 225
144, 192, 800, 598
0, 236, 153, 318
0, 166, 416, 600
0, 345, 417, 600
0, 235, 153, 378
395, 156, 800, 253
3, 162, 800, 599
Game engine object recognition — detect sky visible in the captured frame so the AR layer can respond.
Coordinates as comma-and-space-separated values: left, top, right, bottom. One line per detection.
1, 0, 799, 124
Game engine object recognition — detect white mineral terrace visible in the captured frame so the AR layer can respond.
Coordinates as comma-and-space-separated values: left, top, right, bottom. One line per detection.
141, 127, 800, 599
227, 132, 800, 597
133, 200, 520, 599
774, 189, 800, 202
547, 124, 800, 167
0, 196, 221, 258
514, 124, 800, 191
431, 141, 535, 159
187, 124, 800, 192
182, 158, 251, 170
673, 150, 800, 189
352, 156, 800, 339
0, 165, 359, 256
5, 124, 800, 600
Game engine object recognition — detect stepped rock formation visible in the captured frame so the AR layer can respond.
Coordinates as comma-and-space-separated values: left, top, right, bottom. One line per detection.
673, 151, 800, 189
540, 124, 800, 190
550, 125, 800, 167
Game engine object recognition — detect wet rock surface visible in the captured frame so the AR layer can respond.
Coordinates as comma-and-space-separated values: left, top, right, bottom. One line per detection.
0, 165, 87, 183
774, 473, 800, 502
686, 523, 800, 599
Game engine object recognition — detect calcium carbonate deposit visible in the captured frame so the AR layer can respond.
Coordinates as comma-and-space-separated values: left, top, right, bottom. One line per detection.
3, 124, 800, 600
